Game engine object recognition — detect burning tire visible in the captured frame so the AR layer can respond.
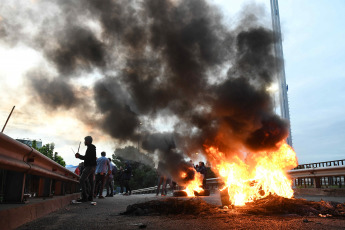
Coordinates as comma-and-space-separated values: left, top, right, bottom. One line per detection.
173, 190, 188, 197
173, 189, 211, 197
194, 189, 210, 196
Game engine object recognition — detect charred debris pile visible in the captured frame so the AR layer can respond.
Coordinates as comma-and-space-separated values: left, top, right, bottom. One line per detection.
237, 195, 345, 217
122, 198, 219, 216
122, 196, 345, 217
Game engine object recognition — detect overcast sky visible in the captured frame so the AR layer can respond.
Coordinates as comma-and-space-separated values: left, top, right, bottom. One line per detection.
0, 0, 344, 166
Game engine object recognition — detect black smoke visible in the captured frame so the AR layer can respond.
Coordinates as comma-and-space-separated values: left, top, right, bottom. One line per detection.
0, 0, 289, 182
45, 26, 106, 76
27, 70, 82, 109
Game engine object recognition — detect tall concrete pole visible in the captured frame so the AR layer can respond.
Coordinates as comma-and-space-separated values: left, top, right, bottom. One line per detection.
270, 0, 293, 146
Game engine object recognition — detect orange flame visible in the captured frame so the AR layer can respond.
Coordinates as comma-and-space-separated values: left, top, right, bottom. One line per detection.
206, 142, 297, 206
181, 169, 204, 197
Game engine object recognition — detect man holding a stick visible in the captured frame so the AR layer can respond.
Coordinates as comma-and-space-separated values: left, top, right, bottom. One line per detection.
75, 136, 97, 202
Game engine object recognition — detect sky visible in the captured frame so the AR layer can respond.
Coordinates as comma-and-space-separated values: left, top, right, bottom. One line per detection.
0, 0, 344, 166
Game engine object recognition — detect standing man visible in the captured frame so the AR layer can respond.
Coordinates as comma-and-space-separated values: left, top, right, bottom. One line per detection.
123, 161, 132, 195
94, 151, 110, 198
117, 166, 125, 194
75, 136, 97, 202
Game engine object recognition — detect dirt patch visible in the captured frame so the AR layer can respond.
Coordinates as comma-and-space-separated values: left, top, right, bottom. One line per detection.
238, 195, 345, 216
122, 195, 345, 217
122, 198, 219, 216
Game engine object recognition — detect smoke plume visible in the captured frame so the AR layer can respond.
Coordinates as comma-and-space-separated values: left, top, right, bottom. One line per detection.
0, 0, 289, 183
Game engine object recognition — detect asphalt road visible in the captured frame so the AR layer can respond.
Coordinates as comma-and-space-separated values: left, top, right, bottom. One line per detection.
17, 192, 345, 230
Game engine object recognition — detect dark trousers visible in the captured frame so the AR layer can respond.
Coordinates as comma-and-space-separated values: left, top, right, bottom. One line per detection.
80, 166, 95, 200
106, 176, 114, 195
94, 173, 106, 197
119, 180, 124, 193
123, 180, 131, 194
156, 176, 167, 195
202, 178, 207, 189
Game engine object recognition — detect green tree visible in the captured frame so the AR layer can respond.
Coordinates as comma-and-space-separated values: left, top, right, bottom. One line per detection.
53, 152, 66, 167
32, 141, 66, 167
130, 163, 157, 189
112, 154, 126, 169
112, 148, 157, 190
32, 140, 38, 150
38, 143, 55, 159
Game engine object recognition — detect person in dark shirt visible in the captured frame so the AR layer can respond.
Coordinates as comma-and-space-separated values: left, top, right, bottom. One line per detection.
117, 166, 125, 194
197, 161, 207, 189
123, 162, 132, 195
75, 136, 97, 202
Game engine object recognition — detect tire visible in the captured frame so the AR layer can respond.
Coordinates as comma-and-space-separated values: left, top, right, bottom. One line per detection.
194, 189, 210, 196
173, 190, 188, 197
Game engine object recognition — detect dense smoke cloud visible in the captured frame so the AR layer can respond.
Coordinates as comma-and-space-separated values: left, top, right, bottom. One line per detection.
26, 70, 82, 109
0, 0, 289, 182
114, 146, 155, 167
45, 26, 107, 76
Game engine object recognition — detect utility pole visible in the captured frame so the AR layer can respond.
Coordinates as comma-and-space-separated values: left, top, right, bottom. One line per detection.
270, 0, 293, 146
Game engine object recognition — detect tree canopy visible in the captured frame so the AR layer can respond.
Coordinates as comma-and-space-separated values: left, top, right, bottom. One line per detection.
32, 140, 66, 167
112, 146, 157, 190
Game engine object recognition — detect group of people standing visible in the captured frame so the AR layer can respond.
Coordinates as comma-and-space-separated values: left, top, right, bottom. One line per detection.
75, 136, 209, 201
74, 136, 132, 202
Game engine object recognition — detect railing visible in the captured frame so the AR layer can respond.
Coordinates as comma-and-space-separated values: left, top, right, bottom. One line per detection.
292, 159, 345, 170
131, 184, 176, 195
131, 179, 221, 195
206, 177, 223, 188
0, 132, 80, 203
131, 186, 158, 195
288, 159, 345, 189
288, 166, 345, 189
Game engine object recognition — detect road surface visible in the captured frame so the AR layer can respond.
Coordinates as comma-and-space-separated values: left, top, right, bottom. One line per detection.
17, 192, 345, 230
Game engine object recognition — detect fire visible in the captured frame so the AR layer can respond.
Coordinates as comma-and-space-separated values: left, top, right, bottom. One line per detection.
206, 142, 297, 206
181, 169, 204, 197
